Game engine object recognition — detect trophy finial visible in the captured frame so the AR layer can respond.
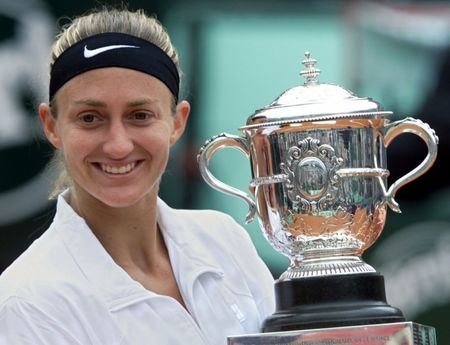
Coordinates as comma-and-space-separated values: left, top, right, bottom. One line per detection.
300, 51, 321, 85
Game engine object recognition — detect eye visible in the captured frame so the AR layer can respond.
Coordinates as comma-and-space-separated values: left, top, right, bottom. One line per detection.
129, 111, 155, 122
78, 113, 100, 124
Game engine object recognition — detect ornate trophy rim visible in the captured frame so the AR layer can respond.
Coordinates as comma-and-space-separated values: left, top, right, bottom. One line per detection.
240, 111, 392, 130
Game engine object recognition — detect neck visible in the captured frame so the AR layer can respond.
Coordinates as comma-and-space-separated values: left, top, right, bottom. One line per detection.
66, 186, 186, 307
67, 187, 166, 274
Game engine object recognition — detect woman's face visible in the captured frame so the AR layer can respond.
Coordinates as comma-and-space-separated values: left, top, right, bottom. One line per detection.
40, 67, 189, 208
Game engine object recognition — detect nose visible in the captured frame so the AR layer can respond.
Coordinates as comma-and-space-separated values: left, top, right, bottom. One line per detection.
102, 121, 134, 158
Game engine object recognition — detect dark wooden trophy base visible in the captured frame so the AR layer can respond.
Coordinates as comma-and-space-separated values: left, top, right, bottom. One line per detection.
228, 273, 437, 345
263, 273, 405, 332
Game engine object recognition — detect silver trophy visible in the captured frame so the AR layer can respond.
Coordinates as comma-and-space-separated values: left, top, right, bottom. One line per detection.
198, 52, 439, 344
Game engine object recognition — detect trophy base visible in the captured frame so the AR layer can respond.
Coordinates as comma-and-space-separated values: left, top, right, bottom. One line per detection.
263, 273, 404, 332
228, 322, 437, 345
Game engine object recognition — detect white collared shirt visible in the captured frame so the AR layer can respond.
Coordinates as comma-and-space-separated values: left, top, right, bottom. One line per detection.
0, 194, 275, 345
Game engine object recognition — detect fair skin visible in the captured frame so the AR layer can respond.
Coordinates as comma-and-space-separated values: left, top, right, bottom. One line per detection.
39, 67, 190, 305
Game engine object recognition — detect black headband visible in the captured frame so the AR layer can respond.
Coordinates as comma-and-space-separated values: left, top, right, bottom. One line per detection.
49, 32, 180, 101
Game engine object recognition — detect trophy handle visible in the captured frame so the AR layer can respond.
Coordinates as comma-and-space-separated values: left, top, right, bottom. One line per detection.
383, 117, 439, 213
197, 133, 257, 223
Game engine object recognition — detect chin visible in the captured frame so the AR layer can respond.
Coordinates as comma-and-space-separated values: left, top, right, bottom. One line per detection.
95, 194, 142, 209
93, 187, 156, 209
72, 178, 159, 210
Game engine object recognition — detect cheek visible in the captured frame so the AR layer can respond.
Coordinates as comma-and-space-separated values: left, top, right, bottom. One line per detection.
59, 131, 98, 161
147, 136, 171, 159
142, 124, 173, 149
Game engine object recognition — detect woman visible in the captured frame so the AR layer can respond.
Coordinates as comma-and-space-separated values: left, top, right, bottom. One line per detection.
0, 7, 275, 345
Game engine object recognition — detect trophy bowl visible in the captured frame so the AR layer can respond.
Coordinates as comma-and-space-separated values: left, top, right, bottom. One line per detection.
198, 52, 439, 331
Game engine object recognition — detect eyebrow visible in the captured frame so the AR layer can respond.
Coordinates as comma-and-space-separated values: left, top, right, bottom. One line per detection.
74, 98, 106, 107
73, 97, 158, 107
127, 98, 158, 107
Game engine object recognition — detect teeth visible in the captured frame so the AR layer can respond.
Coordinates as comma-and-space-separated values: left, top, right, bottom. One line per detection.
101, 162, 136, 174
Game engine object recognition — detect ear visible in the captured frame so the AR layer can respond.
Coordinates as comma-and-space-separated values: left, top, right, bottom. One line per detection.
39, 103, 62, 149
170, 100, 190, 146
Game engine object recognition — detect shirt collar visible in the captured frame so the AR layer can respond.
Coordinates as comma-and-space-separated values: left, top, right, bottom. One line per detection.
157, 198, 224, 275
54, 192, 223, 311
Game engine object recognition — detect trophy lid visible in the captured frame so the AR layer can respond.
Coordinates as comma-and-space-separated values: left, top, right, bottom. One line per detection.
242, 52, 392, 129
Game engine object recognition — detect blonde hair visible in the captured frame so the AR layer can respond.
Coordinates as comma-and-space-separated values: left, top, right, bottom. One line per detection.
47, 7, 181, 198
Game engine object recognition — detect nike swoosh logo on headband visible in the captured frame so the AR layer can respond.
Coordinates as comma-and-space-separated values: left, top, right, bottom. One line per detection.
83, 44, 140, 58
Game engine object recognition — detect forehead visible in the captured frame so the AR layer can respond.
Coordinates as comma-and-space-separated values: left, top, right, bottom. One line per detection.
55, 67, 173, 107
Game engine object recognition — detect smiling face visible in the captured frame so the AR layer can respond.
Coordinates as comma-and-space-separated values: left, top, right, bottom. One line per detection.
40, 67, 189, 209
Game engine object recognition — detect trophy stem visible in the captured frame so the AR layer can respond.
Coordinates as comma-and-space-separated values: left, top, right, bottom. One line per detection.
280, 255, 376, 280
263, 273, 405, 332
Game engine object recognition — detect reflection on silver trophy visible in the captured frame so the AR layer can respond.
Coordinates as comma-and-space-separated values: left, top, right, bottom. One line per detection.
198, 52, 438, 282
198, 52, 439, 344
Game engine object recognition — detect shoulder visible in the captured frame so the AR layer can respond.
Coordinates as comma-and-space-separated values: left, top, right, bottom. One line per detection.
159, 199, 254, 253
0, 225, 78, 308
177, 208, 244, 236
0, 227, 82, 343
1, 192, 102, 305
0, 225, 119, 344
0, 198, 97, 316
158, 198, 274, 284
158, 198, 247, 237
